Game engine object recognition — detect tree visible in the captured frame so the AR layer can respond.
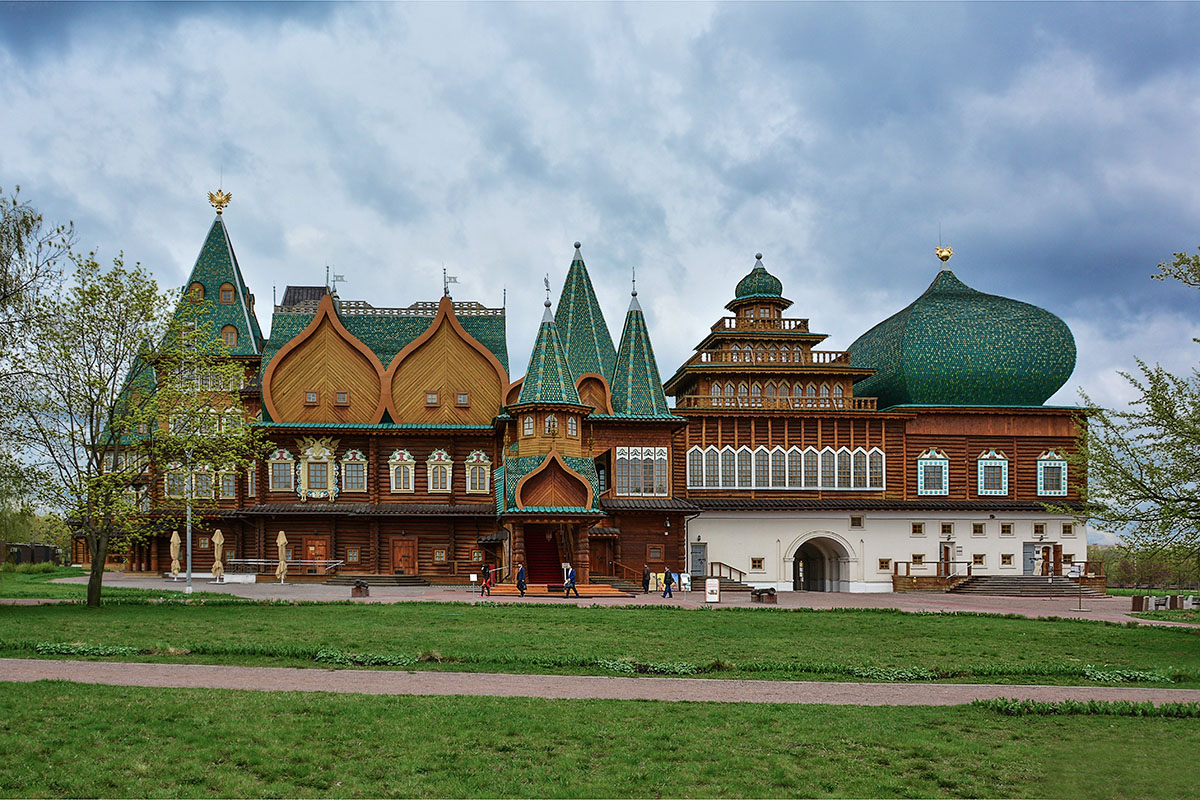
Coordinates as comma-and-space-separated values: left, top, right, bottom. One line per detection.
1066, 248, 1200, 555
0, 187, 72, 365
6, 251, 263, 607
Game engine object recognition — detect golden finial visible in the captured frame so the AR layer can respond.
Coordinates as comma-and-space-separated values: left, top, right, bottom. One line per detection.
935, 245, 953, 263
208, 189, 232, 215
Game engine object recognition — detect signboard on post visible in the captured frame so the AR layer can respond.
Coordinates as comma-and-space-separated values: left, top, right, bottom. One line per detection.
705, 577, 721, 603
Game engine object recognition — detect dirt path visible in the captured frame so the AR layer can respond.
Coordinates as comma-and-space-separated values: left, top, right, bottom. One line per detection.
4, 657, 1199, 706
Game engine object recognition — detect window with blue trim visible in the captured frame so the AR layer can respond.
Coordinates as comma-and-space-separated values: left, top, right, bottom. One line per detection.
917, 449, 949, 496
1037, 451, 1068, 496
977, 450, 1008, 496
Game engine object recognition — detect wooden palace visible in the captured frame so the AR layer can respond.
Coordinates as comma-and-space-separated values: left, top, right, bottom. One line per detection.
78, 198, 1098, 593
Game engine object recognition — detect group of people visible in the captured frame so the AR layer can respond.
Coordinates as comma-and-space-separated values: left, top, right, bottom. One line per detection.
642, 563, 678, 597
482, 561, 684, 599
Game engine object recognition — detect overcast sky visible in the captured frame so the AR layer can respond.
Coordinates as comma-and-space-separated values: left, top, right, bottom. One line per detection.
3, 2, 1200, 413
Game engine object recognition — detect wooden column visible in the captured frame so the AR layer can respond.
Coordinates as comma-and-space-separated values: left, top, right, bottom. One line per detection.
513, 522, 525, 569
371, 519, 381, 574
150, 537, 159, 573
578, 526, 590, 585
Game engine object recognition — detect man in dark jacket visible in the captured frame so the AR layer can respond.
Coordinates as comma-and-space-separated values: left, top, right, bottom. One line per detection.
564, 563, 580, 598
642, 564, 651, 594
516, 562, 527, 597
661, 567, 674, 599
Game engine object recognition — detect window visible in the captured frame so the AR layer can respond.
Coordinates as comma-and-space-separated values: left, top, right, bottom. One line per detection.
917, 449, 949, 496
1037, 451, 1068, 496
335, 391, 349, 406
852, 450, 867, 488
193, 472, 213, 499
704, 448, 719, 488
471, 550, 483, 562
137, 422, 149, 436
787, 449, 803, 488
911, 554, 925, 566
804, 450, 819, 488
199, 537, 210, 550
977, 450, 1009, 496
615, 448, 630, 495
837, 450, 851, 488
221, 326, 238, 348
1062, 523, 1075, 537
523, 416, 534, 436
544, 414, 558, 435
771, 449, 786, 488
820, 449, 836, 488
425, 392, 439, 406
220, 473, 237, 499
466, 451, 491, 494
737, 449, 752, 488
878, 559, 891, 571
165, 471, 186, 499
247, 466, 257, 496
219, 283, 234, 304
304, 391, 318, 406
911, 522, 925, 537
941, 523, 954, 537
307, 462, 328, 491
456, 392, 470, 406
647, 545, 663, 561
567, 416, 578, 437
868, 449, 885, 489
270, 461, 293, 491
754, 449, 769, 488
849, 515, 864, 529
433, 549, 447, 563
972, 523, 985, 537
615, 447, 667, 496
687, 448, 703, 488
750, 557, 764, 571
347, 548, 360, 564
1000, 523, 1014, 537
654, 448, 668, 495
972, 554, 985, 566
1033, 523, 1046, 537
427, 449, 452, 493
1001, 553, 1014, 567
1064, 553, 1075, 564
188, 282, 204, 301
389, 449, 414, 493
342, 461, 366, 493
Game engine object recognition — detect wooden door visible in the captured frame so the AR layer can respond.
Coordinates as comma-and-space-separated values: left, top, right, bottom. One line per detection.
590, 539, 613, 576
940, 544, 954, 576
392, 539, 417, 575
305, 538, 328, 574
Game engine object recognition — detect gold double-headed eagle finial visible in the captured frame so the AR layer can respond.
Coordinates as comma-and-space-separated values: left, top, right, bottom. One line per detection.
935, 245, 953, 263
208, 189, 232, 215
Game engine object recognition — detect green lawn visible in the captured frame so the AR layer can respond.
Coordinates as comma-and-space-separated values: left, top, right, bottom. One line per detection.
1134, 609, 1200, 624
3, 599, 1198, 685
0, 681, 1195, 799
0, 567, 231, 601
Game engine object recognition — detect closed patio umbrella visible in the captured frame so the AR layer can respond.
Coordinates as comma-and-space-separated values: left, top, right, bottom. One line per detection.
169, 530, 181, 577
275, 531, 288, 582
211, 529, 225, 582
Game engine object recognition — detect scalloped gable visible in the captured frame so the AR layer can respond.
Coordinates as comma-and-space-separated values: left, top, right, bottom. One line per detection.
514, 451, 595, 510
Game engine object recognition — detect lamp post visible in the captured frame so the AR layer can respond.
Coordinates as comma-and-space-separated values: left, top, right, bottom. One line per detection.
185, 448, 193, 594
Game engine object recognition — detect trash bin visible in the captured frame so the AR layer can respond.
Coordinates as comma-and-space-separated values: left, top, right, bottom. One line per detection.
1130, 595, 1145, 612
351, 579, 370, 598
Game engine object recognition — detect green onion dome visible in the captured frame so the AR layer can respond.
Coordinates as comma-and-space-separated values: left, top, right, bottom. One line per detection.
726, 254, 791, 311
847, 270, 1076, 408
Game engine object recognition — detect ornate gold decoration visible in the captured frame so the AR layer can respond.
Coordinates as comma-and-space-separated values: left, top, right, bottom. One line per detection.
935, 246, 954, 263
208, 189, 232, 214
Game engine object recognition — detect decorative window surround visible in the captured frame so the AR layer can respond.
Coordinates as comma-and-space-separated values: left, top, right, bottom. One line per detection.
341, 449, 367, 493
389, 449, 415, 493
466, 450, 491, 494
296, 437, 339, 503
685, 445, 885, 491
268, 449, 295, 492
1037, 450, 1068, 496
523, 416, 534, 437
977, 450, 1009, 496
615, 446, 668, 496
916, 448, 949, 496
427, 449, 452, 494
219, 473, 237, 499
247, 465, 257, 496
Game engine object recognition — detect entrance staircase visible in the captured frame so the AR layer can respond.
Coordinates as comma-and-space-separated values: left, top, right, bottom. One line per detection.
325, 574, 430, 587
711, 576, 754, 593
589, 574, 643, 593
489, 583, 632, 598
523, 529, 565, 583
949, 575, 1103, 597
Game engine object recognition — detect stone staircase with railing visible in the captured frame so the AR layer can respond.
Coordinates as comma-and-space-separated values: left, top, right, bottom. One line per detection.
949, 575, 1103, 597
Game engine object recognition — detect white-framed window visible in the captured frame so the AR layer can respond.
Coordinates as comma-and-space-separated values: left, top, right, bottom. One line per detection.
298, 439, 338, 501
567, 416, 578, 437
544, 414, 558, 435
220, 473, 237, 499
341, 449, 367, 493
389, 449, 415, 493
977, 450, 1009, 496
868, 448, 885, 489
268, 448, 294, 492
736, 448, 752, 488
804, 449, 819, 488
911, 522, 925, 537
837, 450, 852, 488
917, 449, 949, 496
615, 447, 668, 496
704, 447, 719, 488
247, 464, 257, 496
720, 448, 736, 488
192, 469, 214, 500
852, 449, 867, 489
427, 449, 452, 493
754, 447, 770, 488
820, 448, 836, 488
165, 464, 186, 499
1062, 523, 1076, 537
523, 416, 534, 436
687, 447, 704, 488
466, 450, 491, 494
1037, 450, 1068, 496
972, 522, 986, 537
771, 448, 787, 488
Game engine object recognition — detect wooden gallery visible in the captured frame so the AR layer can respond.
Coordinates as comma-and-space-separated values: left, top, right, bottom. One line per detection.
79, 199, 1094, 594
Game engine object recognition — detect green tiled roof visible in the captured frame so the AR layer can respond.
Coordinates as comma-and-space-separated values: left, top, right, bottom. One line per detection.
262, 303, 508, 374
182, 216, 263, 355
555, 244, 617, 384
515, 304, 581, 406
497, 454, 600, 513
260, 422, 495, 431
848, 270, 1076, 408
611, 293, 670, 416
727, 254, 790, 311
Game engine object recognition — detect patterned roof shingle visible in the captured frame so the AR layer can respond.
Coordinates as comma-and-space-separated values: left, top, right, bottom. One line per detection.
182, 216, 263, 355
515, 306, 581, 406
554, 244, 617, 384
610, 293, 670, 416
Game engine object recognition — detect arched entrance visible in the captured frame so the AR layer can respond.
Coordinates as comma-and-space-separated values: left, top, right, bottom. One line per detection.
792, 536, 851, 592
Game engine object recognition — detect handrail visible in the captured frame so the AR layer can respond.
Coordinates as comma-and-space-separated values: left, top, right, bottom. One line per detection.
689, 349, 850, 366
226, 558, 345, 575
709, 561, 746, 582
676, 395, 876, 411
609, 559, 642, 581
710, 316, 810, 333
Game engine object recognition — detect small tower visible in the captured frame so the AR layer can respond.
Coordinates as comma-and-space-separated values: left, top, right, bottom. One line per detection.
612, 277, 670, 416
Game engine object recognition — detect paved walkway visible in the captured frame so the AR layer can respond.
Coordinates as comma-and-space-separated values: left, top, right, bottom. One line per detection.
3, 658, 1199, 706
36, 572, 1200, 627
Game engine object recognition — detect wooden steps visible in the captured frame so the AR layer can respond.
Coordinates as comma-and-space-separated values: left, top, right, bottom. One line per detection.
488, 583, 632, 598
325, 574, 430, 587
949, 575, 1104, 597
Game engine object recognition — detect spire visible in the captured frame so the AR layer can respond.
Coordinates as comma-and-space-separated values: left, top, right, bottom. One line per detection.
554, 242, 618, 383
517, 288, 582, 407
611, 283, 670, 416
180, 201, 263, 355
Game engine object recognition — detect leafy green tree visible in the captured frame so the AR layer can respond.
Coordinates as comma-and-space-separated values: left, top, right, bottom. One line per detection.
1067, 248, 1200, 556
0, 187, 72, 364
6, 251, 264, 606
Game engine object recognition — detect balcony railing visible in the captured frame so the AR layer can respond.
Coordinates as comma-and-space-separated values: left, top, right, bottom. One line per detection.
675, 395, 877, 411
711, 316, 810, 333
689, 349, 852, 366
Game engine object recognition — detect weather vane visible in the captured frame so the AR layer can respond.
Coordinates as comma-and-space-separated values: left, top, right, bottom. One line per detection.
208, 189, 232, 215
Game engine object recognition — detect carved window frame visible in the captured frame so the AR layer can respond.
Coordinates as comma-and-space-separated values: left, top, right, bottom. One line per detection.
427, 449, 452, 494
341, 449, 367, 493
389, 449, 415, 494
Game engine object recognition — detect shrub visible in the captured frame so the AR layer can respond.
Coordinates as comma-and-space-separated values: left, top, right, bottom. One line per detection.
974, 698, 1200, 718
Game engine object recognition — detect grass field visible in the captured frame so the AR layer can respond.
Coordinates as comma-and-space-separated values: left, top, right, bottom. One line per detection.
0, 681, 1196, 799
3, 597, 1199, 685
0, 567, 230, 601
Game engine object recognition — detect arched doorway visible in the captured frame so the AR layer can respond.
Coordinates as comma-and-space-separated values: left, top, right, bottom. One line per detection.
792, 536, 851, 592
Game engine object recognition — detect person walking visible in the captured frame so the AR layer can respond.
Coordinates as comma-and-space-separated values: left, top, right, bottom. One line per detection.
516, 561, 527, 597
661, 566, 674, 599
481, 563, 492, 597
563, 563, 580, 598
642, 563, 651, 594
